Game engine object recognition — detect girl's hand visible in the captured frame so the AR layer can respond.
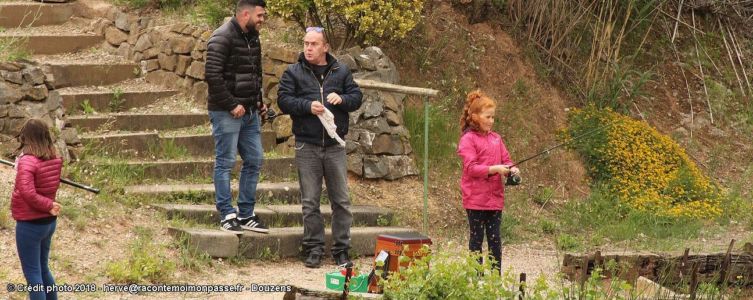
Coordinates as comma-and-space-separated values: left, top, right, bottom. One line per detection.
50, 202, 61, 216
490, 165, 510, 176
510, 167, 520, 176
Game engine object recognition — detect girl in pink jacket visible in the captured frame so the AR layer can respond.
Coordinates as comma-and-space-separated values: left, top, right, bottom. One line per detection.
11, 119, 63, 300
457, 90, 520, 273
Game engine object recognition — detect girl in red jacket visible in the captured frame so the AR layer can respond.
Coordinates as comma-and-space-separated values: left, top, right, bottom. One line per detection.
457, 90, 520, 273
11, 119, 63, 300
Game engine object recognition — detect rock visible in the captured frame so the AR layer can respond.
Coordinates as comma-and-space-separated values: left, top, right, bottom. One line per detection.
347, 153, 364, 176
200, 30, 212, 42
170, 36, 195, 54
117, 43, 133, 60
362, 99, 383, 119
186, 61, 205, 80
60, 127, 80, 145
22, 68, 45, 85
142, 59, 160, 72
363, 155, 389, 178
267, 84, 279, 101
191, 50, 204, 61
171, 23, 189, 34
273, 64, 287, 78
360, 118, 391, 134
115, 12, 132, 32
274, 115, 293, 139
23, 85, 48, 101
145, 70, 180, 88
9, 105, 28, 118
194, 40, 207, 52
101, 42, 119, 55
384, 110, 401, 126
263, 75, 279, 94
175, 56, 192, 76
46, 91, 61, 111
354, 68, 399, 85
0, 82, 24, 104
179, 77, 195, 90
346, 46, 362, 58
266, 46, 298, 63
192, 81, 208, 102
0, 62, 23, 72
384, 155, 419, 180
382, 92, 402, 112
337, 54, 359, 72
262, 58, 276, 76
0, 105, 8, 117
127, 24, 142, 45
142, 47, 161, 59
371, 134, 404, 155
182, 24, 196, 35
355, 54, 376, 71
149, 30, 163, 44
134, 34, 153, 52
158, 53, 177, 72
1, 71, 24, 84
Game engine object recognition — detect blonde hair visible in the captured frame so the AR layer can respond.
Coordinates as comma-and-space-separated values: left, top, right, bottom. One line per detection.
460, 90, 496, 132
15, 119, 57, 160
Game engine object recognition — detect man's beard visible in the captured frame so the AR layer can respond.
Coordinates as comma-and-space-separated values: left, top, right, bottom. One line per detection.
246, 20, 259, 34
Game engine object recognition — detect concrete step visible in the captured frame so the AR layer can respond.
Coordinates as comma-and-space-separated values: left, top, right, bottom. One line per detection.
155, 204, 394, 227
0, 2, 75, 28
0, 34, 102, 55
124, 182, 300, 204
168, 226, 417, 258
43, 62, 140, 88
80, 132, 277, 156
94, 157, 296, 182
61, 88, 177, 113
69, 113, 207, 132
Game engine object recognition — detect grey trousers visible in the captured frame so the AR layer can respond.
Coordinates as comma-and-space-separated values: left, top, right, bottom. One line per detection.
295, 141, 352, 255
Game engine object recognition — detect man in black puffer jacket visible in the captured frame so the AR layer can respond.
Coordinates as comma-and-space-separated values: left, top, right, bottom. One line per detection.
278, 27, 363, 268
204, 0, 269, 234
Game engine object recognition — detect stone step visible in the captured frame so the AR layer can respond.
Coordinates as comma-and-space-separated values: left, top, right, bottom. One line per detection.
156, 204, 394, 227
124, 182, 300, 204
94, 157, 296, 182
60, 88, 177, 113
69, 113, 207, 132
168, 226, 417, 258
43, 62, 140, 88
80, 132, 277, 156
0, 2, 75, 28
0, 34, 102, 55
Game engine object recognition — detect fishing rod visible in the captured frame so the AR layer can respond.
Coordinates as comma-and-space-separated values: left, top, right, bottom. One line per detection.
0, 158, 100, 194
505, 122, 612, 186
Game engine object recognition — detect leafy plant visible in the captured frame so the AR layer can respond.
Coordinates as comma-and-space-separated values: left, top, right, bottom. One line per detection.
0, 28, 31, 62
556, 233, 579, 251
268, 0, 426, 49
106, 227, 175, 283
79, 99, 96, 115
109, 88, 125, 112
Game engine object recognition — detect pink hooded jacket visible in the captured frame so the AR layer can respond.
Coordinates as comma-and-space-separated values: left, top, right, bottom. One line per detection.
11, 154, 63, 221
457, 130, 514, 210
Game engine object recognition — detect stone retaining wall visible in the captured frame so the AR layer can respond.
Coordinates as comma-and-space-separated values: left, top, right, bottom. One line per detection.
86, 5, 417, 179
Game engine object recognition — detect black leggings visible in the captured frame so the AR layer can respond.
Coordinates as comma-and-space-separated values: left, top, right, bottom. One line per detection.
466, 209, 502, 271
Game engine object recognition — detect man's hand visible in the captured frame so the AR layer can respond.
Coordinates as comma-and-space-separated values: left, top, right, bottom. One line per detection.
258, 102, 268, 115
49, 202, 61, 216
231, 105, 246, 118
326, 93, 342, 105
311, 101, 325, 115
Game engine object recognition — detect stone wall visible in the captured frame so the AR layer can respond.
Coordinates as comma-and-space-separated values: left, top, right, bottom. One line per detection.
90, 7, 417, 179
0, 62, 77, 160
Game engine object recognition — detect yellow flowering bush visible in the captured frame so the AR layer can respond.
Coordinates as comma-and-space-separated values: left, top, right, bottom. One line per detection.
565, 106, 722, 219
268, 0, 425, 48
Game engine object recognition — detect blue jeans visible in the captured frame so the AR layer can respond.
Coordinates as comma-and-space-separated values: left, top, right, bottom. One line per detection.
16, 220, 57, 300
209, 110, 263, 219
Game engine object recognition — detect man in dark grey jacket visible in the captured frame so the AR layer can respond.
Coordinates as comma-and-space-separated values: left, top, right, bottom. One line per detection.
278, 27, 363, 268
205, 0, 268, 234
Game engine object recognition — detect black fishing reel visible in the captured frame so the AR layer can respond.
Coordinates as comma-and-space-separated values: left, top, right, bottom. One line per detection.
505, 174, 522, 186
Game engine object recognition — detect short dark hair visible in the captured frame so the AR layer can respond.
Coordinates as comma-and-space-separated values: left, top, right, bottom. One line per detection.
236, 0, 266, 13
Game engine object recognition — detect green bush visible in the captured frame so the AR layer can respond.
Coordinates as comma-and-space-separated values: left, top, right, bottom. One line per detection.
556, 233, 579, 251
268, 0, 426, 49
106, 227, 175, 283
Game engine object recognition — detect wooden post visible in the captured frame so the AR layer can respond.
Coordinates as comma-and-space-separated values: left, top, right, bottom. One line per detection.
594, 251, 603, 270
690, 263, 699, 300
579, 254, 590, 287
518, 273, 526, 300
719, 239, 735, 286
680, 248, 690, 280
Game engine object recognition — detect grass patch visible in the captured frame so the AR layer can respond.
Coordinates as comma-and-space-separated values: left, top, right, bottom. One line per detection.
106, 226, 175, 283
0, 29, 31, 62
0, 198, 11, 230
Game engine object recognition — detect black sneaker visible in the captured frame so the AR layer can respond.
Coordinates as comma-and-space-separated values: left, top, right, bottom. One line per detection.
334, 250, 351, 266
238, 215, 269, 233
304, 251, 322, 268
220, 213, 242, 233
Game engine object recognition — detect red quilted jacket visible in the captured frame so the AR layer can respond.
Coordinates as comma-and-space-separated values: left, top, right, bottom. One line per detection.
11, 154, 63, 221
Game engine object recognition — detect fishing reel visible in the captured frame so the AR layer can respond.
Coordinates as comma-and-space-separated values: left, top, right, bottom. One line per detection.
505, 174, 522, 186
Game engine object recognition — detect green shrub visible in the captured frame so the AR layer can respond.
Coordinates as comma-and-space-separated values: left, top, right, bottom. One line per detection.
106, 227, 175, 283
556, 233, 579, 251
268, 0, 426, 49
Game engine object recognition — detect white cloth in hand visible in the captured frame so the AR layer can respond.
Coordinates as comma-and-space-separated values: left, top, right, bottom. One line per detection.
317, 106, 347, 147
